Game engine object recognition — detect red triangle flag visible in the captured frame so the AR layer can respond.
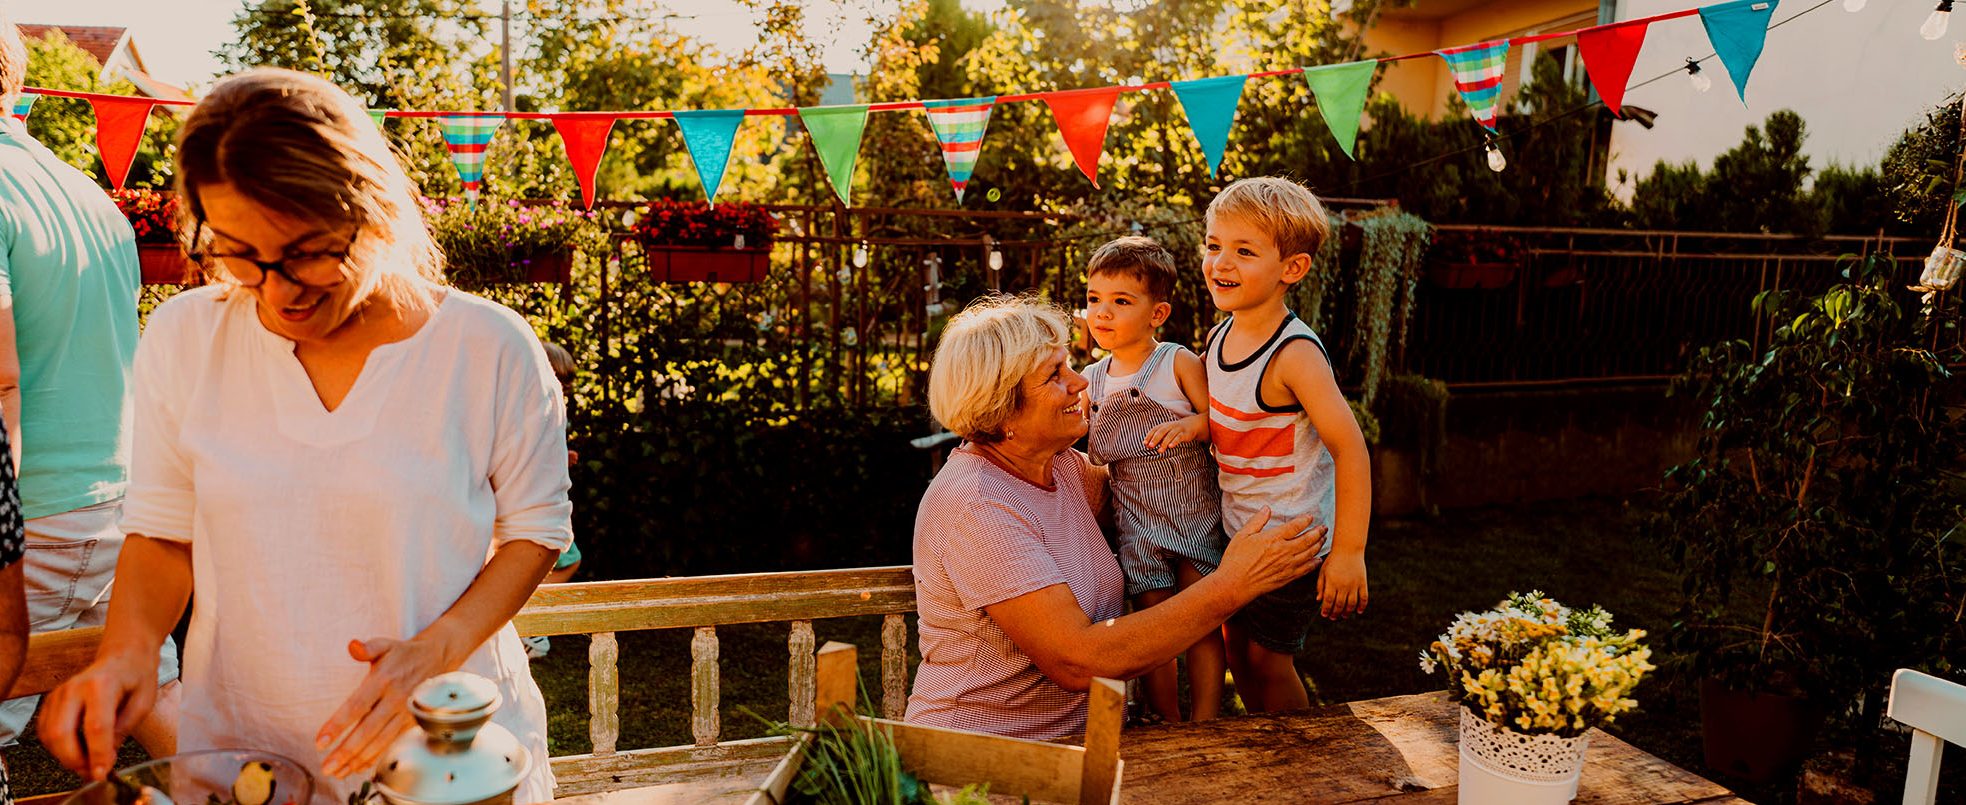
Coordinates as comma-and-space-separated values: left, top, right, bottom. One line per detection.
1041, 87, 1123, 187
1577, 22, 1649, 117
88, 96, 159, 189
550, 114, 617, 210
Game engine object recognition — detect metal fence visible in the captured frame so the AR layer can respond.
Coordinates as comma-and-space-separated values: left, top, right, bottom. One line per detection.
1404, 226, 1932, 387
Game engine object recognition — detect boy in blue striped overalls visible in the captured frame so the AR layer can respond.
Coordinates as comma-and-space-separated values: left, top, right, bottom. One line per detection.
1080, 236, 1229, 722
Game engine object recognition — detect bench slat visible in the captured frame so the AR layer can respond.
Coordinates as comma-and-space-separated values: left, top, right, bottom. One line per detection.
881, 613, 908, 720
788, 620, 816, 728
515, 567, 914, 636
588, 631, 620, 755
691, 626, 720, 747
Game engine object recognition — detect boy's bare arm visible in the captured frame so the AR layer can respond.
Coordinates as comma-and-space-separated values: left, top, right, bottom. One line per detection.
1272, 340, 1372, 619
1145, 348, 1212, 450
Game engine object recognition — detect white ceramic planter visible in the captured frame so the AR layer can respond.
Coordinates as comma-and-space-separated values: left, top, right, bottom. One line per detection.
1457, 707, 1590, 805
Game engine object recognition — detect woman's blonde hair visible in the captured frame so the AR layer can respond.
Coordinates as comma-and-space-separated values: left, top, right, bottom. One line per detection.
175, 68, 442, 309
928, 294, 1070, 443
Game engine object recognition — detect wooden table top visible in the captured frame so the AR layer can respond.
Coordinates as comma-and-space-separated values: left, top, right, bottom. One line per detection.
549, 691, 1748, 805
1116, 691, 1748, 804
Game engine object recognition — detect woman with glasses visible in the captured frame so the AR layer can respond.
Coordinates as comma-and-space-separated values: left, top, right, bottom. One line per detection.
37, 69, 569, 804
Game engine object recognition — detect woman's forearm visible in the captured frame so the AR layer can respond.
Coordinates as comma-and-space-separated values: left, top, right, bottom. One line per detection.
100, 536, 192, 661
419, 540, 558, 668
1056, 574, 1245, 687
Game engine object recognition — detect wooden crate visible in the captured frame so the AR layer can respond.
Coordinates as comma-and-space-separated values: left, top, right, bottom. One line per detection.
748, 642, 1123, 805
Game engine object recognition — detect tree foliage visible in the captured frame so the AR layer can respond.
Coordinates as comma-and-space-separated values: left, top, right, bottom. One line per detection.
20, 30, 179, 189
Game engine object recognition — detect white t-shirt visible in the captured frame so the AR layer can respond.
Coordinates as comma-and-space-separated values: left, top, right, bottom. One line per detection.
1081, 343, 1197, 417
121, 286, 571, 804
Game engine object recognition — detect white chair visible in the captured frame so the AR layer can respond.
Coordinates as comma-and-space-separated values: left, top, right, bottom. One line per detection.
1887, 668, 1966, 804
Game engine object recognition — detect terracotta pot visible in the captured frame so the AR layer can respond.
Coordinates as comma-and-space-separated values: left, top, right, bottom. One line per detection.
1429, 262, 1516, 290
1699, 677, 1824, 783
137, 244, 199, 286
643, 244, 771, 283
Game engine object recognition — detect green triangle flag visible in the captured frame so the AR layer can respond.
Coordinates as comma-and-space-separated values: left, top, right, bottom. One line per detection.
368, 109, 390, 131
1302, 60, 1378, 160
796, 105, 870, 207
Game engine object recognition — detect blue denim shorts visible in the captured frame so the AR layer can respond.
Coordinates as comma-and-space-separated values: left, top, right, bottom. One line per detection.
1232, 566, 1322, 655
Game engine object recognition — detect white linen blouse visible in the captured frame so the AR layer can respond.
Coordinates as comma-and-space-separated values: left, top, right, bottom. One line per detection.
120, 286, 572, 804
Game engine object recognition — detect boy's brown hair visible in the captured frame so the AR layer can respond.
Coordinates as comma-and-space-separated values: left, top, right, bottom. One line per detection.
1204, 177, 1332, 261
1086, 236, 1179, 302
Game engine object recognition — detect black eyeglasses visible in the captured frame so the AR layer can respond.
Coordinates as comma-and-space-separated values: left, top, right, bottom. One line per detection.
188, 219, 358, 289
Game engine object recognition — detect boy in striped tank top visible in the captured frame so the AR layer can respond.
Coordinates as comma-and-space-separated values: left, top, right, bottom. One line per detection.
1201, 178, 1372, 713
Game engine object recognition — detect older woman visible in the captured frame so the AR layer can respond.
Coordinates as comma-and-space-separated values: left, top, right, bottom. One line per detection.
39, 69, 568, 803
907, 295, 1323, 740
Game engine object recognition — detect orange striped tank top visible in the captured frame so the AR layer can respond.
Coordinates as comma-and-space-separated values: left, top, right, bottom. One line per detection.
1205, 312, 1335, 556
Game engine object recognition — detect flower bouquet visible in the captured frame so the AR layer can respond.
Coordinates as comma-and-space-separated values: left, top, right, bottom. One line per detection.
107, 188, 197, 285
1419, 592, 1653, 804
629, 198, 778, 283
423, 197, 594, 286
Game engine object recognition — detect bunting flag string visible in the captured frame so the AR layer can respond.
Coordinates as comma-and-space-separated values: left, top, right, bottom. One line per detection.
1302, 61, 1378, 160
1700, 0, 1780, 104
16, 0, 1800, 204
1168, 76, 1248, 178
797, 105, 871, 206
1436, 41, 1512, 134
87, 96, 158, 189
922, 96, 995, 203
11, 93, 37, 124
1043, 87, 1123, 187
1577, 22, 1650, 116
672, 110, 747, 204
438, 114, 504, 210
550, 115, 617, 210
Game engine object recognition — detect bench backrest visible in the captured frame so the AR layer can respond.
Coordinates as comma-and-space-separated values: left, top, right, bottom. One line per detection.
1887, 668, 1966, 805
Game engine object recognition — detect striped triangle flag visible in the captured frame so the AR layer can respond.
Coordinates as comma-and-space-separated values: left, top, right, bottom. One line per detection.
439, 114, 505, 209
1436, 40, 1511, 133
921, 96, 995, 203
11, 93, 37, 124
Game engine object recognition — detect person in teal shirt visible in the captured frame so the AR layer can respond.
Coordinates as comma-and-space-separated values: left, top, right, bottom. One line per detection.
0, 13, 177, 753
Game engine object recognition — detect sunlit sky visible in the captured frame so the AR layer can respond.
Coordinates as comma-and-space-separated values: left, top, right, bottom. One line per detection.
4, 0, 1010, 89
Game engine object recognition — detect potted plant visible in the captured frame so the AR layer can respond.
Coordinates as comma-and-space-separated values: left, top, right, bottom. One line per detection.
423, 197, 593, 287
1427, 230, 1519, 290
1419, 591, 1653, 804
630, 198, 777, 283
1651, 253, 1966, 783
108, 188, 198, 285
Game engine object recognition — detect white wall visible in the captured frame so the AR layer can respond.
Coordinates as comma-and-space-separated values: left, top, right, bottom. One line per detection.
1607, 0, 1962, 198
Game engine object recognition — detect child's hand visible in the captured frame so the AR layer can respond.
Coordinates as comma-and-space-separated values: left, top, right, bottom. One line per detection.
1317, 550, 1368, 620
1144, 413, 1210, 452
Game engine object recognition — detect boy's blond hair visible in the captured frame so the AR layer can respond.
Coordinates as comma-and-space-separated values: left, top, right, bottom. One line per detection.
1204, 178, 1332, 261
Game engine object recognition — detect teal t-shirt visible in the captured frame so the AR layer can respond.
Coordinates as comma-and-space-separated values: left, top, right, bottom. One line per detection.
0, 116, 139, 519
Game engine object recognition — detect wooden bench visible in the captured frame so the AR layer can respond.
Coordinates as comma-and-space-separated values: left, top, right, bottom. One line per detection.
512, 565, 917, 798
10, 566, 920, 801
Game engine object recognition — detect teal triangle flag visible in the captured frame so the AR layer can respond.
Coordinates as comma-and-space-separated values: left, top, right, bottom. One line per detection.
1302, 60, 1378, 159
1168, 75, 1247, 178
673, 110, 747, 204
797, 105, 870, 207
1699, 0, 1780, 105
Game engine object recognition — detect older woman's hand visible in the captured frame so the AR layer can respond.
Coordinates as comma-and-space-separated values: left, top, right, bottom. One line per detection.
1216, 507, 1325, 601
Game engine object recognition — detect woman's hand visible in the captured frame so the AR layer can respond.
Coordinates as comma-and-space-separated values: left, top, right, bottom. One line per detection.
317, 635, 463, 779
1217, 507, 1325, 601
38, 650, 163, 780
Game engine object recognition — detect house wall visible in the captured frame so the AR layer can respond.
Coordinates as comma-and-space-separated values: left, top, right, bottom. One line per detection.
1365, 0, 1601, 119
1605, 0, 1961, 199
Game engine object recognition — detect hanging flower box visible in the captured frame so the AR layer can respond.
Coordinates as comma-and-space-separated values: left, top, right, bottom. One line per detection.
1428, 230, 1521, 290
136, 244, 199, 285
630, 198, 777, 284
422, 197, 594, 287
642, 244, 771, 283
1429, 262, 1517, 290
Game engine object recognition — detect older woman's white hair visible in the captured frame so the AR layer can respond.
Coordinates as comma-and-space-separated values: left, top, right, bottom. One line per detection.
928, 294, 1071, 443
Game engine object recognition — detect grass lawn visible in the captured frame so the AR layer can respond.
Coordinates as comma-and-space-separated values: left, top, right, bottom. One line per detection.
3, 496, 1912, 802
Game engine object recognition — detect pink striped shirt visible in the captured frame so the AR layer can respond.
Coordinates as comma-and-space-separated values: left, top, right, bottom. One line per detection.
906, 446, 1127, 740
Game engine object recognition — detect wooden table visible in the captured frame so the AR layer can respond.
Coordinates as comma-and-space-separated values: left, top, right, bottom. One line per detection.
553, 691, 1748, 804
1117, 691, 1748, 804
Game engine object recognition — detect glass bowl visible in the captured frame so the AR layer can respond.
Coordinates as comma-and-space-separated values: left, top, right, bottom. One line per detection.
60, 749, 314, 805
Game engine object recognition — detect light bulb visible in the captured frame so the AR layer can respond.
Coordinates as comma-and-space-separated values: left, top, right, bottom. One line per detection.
1844, 0, 1865, 11
853, 243, 869, 268
988, 249, 1004, 271
1485, 142, 1507, 172
1685, 59, 1712, 93
1923, 1, 1952, 39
